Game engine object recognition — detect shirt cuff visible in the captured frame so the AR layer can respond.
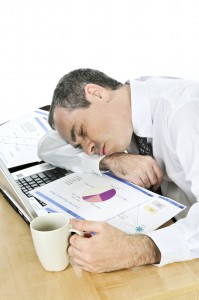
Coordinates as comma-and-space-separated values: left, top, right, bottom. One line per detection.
147, 224, 190, 266
80, 153, 105, 176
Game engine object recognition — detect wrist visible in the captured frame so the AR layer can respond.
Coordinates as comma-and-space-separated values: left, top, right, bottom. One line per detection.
99, 155, 111, 170
125, 234, 161, 267
99, 152, 124, 171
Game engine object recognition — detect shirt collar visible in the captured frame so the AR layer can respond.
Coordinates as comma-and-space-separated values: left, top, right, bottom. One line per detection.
129, 79, 153, 138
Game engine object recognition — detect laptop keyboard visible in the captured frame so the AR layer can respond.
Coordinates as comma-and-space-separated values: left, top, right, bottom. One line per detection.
16, 167, 69, 206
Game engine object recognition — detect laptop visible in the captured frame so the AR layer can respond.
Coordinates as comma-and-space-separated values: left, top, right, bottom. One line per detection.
0, 157, 72, 224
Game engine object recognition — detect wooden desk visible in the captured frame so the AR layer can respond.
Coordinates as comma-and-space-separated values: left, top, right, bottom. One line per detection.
1, 193, 199, 300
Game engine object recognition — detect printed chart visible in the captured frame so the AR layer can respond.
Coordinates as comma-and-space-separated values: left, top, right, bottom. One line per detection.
82, 186, 116, 203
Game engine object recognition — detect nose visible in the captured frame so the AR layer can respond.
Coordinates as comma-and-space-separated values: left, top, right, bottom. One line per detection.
81, 137, 95, 155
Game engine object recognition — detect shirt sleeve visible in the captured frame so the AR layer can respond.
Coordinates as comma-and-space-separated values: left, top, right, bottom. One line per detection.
147, 201, 199, 266
37, 130, 104, 175
147, 99, 199, 266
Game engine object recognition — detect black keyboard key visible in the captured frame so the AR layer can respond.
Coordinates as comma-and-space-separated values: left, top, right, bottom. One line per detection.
17, 167, 68, 196
43, 170, 56, 178
43, 179, 52, 184
37, 172, 47, 179
31, 174, 39, 179
23, 176, 33, 182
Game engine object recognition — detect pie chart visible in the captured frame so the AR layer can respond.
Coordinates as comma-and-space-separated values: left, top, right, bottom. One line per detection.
82, 186, 116, 203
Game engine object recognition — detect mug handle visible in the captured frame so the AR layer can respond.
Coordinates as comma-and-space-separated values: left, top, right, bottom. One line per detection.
69, 228, 84, 236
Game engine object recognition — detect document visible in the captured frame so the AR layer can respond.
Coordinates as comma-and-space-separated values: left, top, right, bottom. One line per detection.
0, 109, 51, 168
107, 194, 185, 234
30, 172, 186, 227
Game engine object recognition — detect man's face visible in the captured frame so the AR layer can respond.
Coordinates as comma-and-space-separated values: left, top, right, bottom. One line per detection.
53, 86, 133, 156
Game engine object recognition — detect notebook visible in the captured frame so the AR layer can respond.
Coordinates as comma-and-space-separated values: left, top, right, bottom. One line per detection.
0, 157, 71, 224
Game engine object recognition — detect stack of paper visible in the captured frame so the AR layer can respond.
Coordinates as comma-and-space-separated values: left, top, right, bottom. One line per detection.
0, 109, 51, 168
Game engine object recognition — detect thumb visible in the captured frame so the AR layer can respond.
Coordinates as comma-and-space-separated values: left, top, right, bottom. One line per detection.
70, 219, 104, 234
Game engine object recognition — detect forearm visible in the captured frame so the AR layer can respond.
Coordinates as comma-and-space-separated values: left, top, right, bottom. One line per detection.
100, 152, 144, 177
125, 235, 161, 268
99, 153, 126, 173
100, 152, 163, 190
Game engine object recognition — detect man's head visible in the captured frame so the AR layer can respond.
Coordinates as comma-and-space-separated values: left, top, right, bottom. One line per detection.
49, 69, 122, 128
49, 68, 133, 156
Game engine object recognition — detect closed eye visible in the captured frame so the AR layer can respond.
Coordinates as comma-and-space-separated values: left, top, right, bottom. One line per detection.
79, 126, 86, 138
73, 144, 82, 149
71, 125, 76, 142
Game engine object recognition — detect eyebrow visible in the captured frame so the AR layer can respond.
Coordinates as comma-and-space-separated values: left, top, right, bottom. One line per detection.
71, 125, 76, 142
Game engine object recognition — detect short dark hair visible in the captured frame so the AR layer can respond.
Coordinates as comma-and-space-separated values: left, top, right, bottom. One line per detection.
48, 68, 123, 128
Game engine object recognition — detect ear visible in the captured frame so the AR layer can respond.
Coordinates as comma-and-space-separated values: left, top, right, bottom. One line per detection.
84, 84, 105, 102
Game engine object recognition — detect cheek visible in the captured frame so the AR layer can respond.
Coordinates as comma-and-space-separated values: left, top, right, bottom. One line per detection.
89, 114, 126, 144
113, 129, 131, 151
88, 118, 109, 137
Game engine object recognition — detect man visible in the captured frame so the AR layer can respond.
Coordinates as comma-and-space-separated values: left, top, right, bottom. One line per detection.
38, 69, 199, 273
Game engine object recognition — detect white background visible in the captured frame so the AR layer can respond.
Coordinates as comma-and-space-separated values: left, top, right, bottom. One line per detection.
1, 0, 199, 123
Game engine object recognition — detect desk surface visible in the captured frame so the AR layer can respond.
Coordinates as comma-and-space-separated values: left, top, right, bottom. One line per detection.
1, 193, 199, 300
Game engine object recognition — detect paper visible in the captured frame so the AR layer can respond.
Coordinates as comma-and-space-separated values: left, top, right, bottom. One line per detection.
0, 109, 51, 168
30, 172, 156, 221
30, 172, 186, 224
107, 194, 185, 234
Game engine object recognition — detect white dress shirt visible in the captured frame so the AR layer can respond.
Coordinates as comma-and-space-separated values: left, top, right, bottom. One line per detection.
38, 76, 199, 266
38, 129, 103, 175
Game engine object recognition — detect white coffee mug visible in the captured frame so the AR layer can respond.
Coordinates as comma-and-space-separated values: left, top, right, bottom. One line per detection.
30, 213, 83, 271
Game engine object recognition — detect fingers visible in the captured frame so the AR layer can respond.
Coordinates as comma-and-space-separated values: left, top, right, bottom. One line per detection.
68, 238, 90, 270
70, 219, 105, 234
132, 157, 163, 190
152, 162, 163, 191
69, 234, 87, 253
68, 231, 99, 272
70, 256, 91, 272
133, 174, 157, 190
139, 156, 163, 190
133, 174, 150, 189
131, 177, 146, 188
145, 166, 161, 190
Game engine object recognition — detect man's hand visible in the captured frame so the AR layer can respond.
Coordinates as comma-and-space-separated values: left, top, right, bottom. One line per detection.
100, 153, 163, 191
68, 219, 161, 273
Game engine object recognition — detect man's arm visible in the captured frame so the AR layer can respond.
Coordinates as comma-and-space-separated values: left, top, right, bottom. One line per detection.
37, 130, 103, 174
100, 152, 163, 191
68, 219, 161, 273
38, 131, 163, 189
